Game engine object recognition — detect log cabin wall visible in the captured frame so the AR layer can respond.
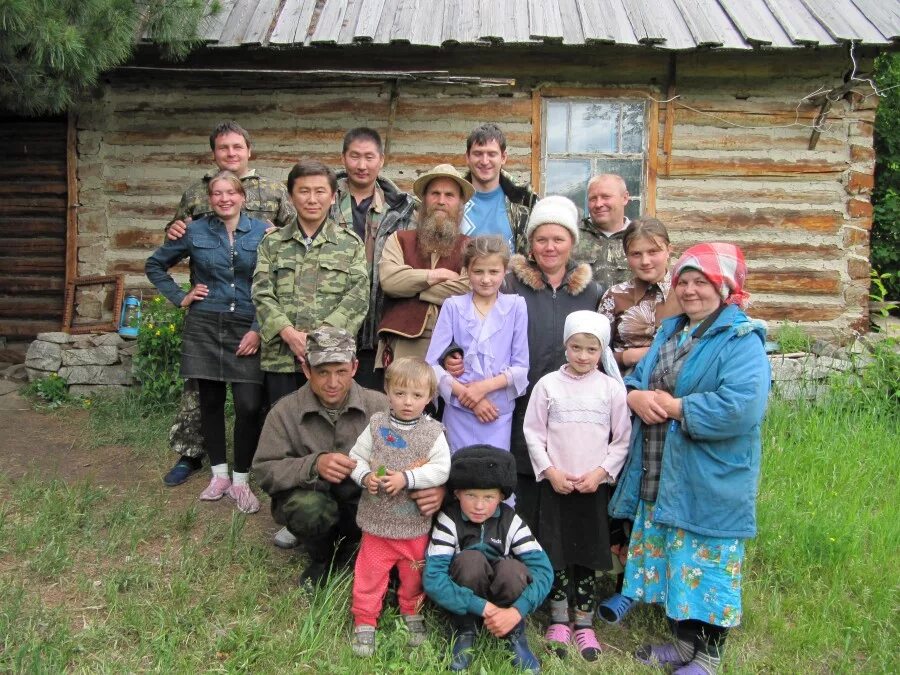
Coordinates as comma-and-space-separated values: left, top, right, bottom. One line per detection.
73, 47, 875, 338
0, 115, 69, 341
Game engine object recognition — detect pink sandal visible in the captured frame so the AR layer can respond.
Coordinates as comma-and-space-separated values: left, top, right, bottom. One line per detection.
544, 622, 571, 658
573, 627, 604, 661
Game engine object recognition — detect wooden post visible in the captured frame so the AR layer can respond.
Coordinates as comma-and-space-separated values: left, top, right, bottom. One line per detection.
65, 110, 78, 295
531, 88, 542, 191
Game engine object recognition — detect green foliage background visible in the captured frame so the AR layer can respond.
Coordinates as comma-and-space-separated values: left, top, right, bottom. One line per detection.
132, 294, 184, 409
0, 0, 214, 116
873, 52, 900, 301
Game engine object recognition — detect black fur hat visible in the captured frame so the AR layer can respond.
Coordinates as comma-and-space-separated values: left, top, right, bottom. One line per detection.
448, 445, 517, 498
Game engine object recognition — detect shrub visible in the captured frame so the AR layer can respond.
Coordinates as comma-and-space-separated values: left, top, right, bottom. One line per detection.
24, 373, 74, 409
774, 322, 811, 353
132, 295, 184, 410
873, 52, 900, 302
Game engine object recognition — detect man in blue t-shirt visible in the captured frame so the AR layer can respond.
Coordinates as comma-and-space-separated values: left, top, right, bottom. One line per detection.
461, 124, 538, 254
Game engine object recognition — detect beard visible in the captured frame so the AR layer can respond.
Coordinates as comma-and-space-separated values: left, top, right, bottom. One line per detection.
417, 205, 461, 258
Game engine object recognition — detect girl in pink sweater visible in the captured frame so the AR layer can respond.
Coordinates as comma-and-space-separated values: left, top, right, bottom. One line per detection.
523, 310, 631, 661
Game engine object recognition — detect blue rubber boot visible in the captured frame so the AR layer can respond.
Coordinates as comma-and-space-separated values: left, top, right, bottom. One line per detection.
450, 630, 477, 671
505, 621, 540, 672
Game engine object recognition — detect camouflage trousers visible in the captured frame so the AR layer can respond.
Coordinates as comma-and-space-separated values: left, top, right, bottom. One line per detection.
271, 480, 361, 560
168, 379, 205, 459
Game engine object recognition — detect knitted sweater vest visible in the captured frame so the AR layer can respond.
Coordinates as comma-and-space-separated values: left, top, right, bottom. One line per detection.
356, 412, 444, 539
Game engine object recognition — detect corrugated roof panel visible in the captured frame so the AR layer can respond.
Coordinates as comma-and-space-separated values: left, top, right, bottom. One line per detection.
719, 0, 793, 46
166, 0, 898, 48
310, 0, 350, 44
353, 0, 386, 41
851, 0, 900, 40
269, 0, 316, 44
243, 0, 281, 45
199, 0, 238, 42
672, 0, 727, 47
218, 0, 261, 47
801, 0, 888, 42
557, 0, 587, 45
764, 0, 835, 45
573, 0, 618, 43
529, 0, 566, 42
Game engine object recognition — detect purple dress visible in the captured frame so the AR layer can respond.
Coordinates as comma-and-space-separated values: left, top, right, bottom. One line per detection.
426, 292, 529, 453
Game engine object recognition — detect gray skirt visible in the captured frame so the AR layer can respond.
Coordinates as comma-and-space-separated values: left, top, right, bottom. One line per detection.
180, 309, 263, 385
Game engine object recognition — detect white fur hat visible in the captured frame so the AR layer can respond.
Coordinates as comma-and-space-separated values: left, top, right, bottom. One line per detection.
525, 195, 579, 244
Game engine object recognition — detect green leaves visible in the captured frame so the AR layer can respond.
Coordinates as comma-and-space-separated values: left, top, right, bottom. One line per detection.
873, 53, 900, 302
0, 0, 214, 115
132, 294, 185, 408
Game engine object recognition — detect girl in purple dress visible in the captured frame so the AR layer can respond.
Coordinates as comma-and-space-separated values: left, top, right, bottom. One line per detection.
426, 235, 529, 454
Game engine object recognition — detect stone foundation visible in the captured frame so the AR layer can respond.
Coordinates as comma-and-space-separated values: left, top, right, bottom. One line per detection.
25, 332, 135, 396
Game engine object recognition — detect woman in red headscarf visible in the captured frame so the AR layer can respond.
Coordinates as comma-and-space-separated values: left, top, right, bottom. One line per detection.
609, 243, 770, 675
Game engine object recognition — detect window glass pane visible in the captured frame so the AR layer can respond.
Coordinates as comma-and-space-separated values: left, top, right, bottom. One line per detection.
545, 159, 591, 215
625, 198, 641, 221
546, 102, 568, 153
570, 103, 617, 153
594, 158, 643, 199
622, 102, 645, 153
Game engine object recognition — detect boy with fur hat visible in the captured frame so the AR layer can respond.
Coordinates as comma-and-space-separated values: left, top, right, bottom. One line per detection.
423, 446, 553, 672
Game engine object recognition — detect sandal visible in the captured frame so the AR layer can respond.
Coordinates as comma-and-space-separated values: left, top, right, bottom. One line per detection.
596, 592, 635, 624
573, 627, 604, 661
544, 622, 571, 658
635, 643, 691, 669
673, 662, 712, 675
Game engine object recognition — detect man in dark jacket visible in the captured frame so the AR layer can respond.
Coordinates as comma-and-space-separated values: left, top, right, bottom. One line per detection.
461, 123, 538, 255
331, 127, 417, 390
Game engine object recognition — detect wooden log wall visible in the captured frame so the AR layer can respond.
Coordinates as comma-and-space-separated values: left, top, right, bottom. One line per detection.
0, 115, 68, 340
73, 48, 875, 337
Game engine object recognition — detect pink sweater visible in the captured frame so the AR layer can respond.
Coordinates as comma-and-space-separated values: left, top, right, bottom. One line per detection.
523, 366, 631, 482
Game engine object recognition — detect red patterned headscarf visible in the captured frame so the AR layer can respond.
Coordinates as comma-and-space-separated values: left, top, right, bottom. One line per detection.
672, 243, 750, 309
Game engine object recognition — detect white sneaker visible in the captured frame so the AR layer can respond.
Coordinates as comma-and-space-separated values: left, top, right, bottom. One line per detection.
274, 526, 298, 549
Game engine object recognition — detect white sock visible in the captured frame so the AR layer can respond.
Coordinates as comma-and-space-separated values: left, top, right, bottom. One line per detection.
232, 472, 249, 486
211, 463, 229, 479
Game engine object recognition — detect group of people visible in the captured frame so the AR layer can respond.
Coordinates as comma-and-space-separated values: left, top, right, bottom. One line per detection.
144, 119, 771, 674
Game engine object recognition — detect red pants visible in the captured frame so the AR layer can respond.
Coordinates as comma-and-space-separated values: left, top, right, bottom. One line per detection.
351, 532, 429, 627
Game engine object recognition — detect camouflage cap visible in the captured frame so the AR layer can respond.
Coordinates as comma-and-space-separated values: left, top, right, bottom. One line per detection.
306, 326, 356, 366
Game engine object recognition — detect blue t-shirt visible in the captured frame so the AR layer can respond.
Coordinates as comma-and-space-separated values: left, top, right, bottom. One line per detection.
462, 186, 512, 251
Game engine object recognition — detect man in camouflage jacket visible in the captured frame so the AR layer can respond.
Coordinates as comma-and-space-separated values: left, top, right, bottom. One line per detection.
252, 160, 369, 387
573, 174, 633, 289
162, 121, 296, 487
330, 128, 417, 390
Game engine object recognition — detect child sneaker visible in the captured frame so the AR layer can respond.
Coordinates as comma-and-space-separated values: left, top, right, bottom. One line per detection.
351, 625, 376, 657
227, 483, 260, 514
199, 476, 231, 501
403, 614, 427, 646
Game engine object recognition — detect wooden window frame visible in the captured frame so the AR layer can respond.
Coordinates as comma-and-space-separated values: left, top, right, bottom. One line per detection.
531, 87, 659, 216
62, 274, 125, 335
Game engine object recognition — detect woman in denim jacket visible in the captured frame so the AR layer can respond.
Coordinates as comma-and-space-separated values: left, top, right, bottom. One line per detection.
609, 243, 770, 675
146, 171, 269, 513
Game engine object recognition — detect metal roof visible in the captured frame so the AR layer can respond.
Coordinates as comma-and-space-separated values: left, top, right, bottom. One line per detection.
187, 0, 900, 50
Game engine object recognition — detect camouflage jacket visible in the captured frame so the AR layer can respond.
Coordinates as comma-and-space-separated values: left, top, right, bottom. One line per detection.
252, 218, 369, 373
462, 169, 538, 255
331, 172, 418, 351
573, 217, 632, 290
170, 169, 296, 228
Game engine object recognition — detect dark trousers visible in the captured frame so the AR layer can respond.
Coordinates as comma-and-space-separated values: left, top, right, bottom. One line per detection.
354, 348, 385, 392
449, 550, 531, 632
197, 379, 263, 473
264, 371, 306, 408
271, 479, 362, 560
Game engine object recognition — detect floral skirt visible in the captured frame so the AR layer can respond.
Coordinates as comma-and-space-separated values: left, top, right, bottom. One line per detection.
622, 500, 744, 627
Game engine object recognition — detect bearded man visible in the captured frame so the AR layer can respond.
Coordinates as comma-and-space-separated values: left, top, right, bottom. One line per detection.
376, 164, 474, 367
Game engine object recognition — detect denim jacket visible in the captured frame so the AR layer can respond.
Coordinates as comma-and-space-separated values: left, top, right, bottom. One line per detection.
145, 213, 268, 326
609, 304, 771, 539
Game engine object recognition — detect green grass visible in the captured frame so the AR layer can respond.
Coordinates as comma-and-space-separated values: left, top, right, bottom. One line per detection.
2, 385, 898, 673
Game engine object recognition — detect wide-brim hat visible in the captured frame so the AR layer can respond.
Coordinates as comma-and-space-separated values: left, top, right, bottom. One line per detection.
412, 164, 475, 203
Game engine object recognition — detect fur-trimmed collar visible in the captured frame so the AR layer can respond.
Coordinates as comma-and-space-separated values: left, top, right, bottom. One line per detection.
508, 254, 594, 295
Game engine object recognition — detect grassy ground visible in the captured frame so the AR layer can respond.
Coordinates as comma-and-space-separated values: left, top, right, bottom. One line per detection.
0, 383, 897, 673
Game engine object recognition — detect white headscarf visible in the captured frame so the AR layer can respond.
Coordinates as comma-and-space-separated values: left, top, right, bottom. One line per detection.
563, 310, 624, 385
